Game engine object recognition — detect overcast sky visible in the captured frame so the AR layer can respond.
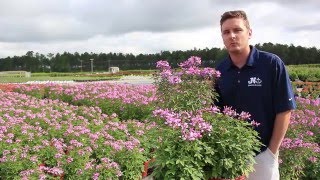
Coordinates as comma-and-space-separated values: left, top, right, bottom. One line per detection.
1, 0, 320, 58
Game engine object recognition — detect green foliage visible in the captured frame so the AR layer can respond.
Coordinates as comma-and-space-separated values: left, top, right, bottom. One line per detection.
280, 147, 317, 179
287, 65, 320, 82
155, 75, 215, 112
302, 159, 320, 180
152, 113, 260, 180
98, 100, 155, 121
113, 149, 146, 180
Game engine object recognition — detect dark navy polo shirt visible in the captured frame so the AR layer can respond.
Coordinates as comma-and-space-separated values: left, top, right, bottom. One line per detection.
215, 46, 296, 152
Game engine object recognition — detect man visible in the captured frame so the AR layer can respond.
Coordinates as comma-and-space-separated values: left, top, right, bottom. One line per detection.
214, 10, 296, 180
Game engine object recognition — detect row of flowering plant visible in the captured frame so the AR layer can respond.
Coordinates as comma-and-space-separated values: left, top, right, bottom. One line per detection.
0, 91, 158, 179
13, 82, 157, 120
150, 56, 261, 179
279, 97, 320, 179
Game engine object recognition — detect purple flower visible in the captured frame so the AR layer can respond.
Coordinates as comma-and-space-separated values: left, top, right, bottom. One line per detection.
179, 56, 201, 68
200, 67, 216, 78
239, 111, 251, 120
54, 153, 63, 159
223, 106, 238, 118
306, 131, 314, 136
168, 75, 182, 84
156, 60, 171, 70
160, 69, 173, 79
92, 172, 100, 180
308, 156, 317, 163
67, 157, 73, 163
19, 169, 35, 177
153, 109, 212, 141
205, 106, 220, 114
250, 120, 260, 127
184, 67, 201, 76
47, 167, 64, 176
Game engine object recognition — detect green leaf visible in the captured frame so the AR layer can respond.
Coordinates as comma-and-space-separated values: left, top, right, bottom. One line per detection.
176, 159, 185, 166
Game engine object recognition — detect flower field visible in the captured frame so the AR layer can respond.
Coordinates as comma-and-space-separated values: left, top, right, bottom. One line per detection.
0, 67, 319, 179
0, 88, 159, 179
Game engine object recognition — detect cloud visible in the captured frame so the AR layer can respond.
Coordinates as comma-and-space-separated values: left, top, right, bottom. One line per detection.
0, 0, 219, 42
288, 23, 320, 32
0, 0, 319, 58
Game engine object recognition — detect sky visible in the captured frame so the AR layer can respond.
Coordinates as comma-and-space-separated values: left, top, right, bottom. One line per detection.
1, 0, 320, 58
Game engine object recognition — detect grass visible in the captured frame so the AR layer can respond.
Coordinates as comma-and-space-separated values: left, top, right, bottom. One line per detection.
0, 76, 122, 83
0, 71, 123, 83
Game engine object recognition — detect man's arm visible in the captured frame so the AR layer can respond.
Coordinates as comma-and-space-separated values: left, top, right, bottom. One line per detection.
268, 110, 292, 154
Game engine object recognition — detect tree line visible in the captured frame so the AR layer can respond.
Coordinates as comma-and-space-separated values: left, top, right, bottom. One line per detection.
0, 42, 319, 72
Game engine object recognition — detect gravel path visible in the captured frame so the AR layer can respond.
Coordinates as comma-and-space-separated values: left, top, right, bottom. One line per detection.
10, 75, 155, 85
108, 75, 154, 85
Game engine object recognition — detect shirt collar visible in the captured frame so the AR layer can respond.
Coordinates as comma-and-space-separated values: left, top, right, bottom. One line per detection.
226, 45, 259, 69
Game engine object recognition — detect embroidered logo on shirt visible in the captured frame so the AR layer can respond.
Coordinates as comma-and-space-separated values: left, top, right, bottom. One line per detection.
248, 77, 262, 87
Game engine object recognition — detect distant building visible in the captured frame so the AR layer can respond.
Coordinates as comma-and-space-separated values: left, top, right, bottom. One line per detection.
109, 67, 120, 74
0, 71, 31, 77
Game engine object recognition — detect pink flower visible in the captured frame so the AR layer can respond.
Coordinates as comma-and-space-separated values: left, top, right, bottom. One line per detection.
205, 106, 220, 114
239, 111, 251, 120
308, 156, 318, 163
85, 161, 95, 170
2, 150, 10, 156
156, 60, 171, 70
168, 75, 182, 84
306, 131, 314, 136
223, 106, 238, 117
30, 155, 38, 162
200, 67, 217, 79
153, 109, 212, 141
160, 69, 173, 78
47, 167, 64, 176
54, 153, 63, 159
179, 56, 201, 68
19, 169, 35, 177
67, 157, 73, 163
250, 120, 260, 127
92, 172, 100, 180
184, 67, 201, 76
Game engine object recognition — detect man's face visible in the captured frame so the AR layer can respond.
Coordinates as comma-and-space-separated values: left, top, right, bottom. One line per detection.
221, 18, 252, 54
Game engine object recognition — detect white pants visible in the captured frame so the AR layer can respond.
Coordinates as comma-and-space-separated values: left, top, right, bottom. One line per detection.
248, 148, 279, 180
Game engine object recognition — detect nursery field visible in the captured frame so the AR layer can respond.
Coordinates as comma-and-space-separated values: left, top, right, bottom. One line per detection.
0, 70, 153, 83
1, 64, 319, 83
0, 60, 319, 179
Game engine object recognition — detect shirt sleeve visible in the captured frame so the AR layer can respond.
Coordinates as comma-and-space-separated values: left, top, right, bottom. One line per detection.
273, 56, 297, 113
